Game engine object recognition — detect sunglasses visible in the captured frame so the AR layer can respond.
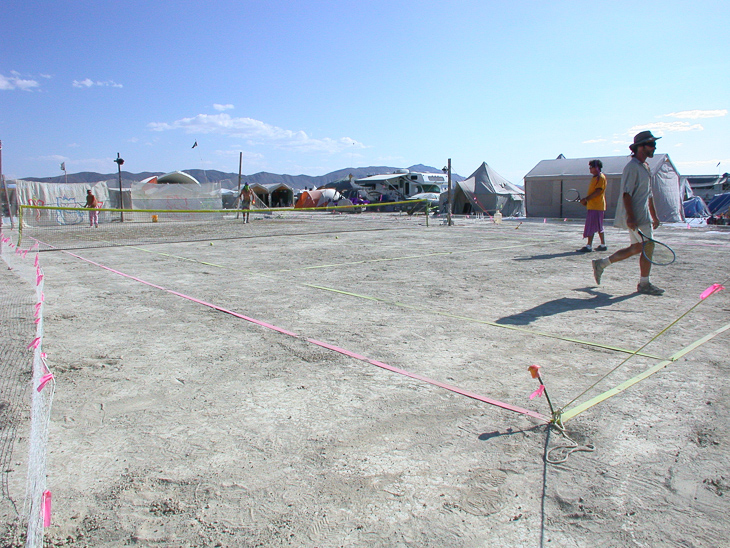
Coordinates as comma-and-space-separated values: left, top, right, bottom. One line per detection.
642, 141, 657, 148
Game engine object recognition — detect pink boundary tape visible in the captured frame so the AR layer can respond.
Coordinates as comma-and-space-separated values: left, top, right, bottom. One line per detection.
54, 245, 549, 423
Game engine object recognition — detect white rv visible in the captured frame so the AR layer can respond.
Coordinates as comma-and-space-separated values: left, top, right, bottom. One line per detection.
355, 170, 446, 202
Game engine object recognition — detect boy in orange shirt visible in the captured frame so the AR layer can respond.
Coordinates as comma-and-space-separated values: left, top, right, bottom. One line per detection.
578, 159, 607, 252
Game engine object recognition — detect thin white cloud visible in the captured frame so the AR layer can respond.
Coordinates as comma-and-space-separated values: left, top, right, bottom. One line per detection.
38, 155, 68, 163
0, 72, 40, 91
72, 78, 123, 88
628, 121, 704, 136
583, 138, 607, 144
675, 159, 729, 169
664, 109, 727, 120
148, 113, 365, 154
213, 104, 234, 111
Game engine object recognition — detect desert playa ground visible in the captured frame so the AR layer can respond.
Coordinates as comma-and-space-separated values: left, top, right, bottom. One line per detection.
2, 214, 730, 547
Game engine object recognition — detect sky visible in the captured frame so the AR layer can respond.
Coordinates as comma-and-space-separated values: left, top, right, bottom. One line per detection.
2, 0, 729, 183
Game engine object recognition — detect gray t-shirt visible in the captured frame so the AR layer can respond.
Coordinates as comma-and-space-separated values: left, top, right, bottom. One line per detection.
614, 157, 652, 229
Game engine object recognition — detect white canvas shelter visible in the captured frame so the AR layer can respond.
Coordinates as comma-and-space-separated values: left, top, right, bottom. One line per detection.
446, 162, 525, 216
130, 181, 221, 210
523, 154, 683, 222
14, 180, 111, 226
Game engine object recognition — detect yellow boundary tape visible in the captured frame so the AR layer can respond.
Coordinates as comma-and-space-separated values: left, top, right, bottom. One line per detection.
129, 244, 665, 359
19, 201, 427, 215
561, 321, 730, 422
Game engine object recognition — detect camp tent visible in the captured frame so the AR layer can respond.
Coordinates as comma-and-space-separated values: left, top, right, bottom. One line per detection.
294, 189, 344, 208
320, 179, 371, 204
683, 196, 710, 218
523, 154, 683, 222
707, 192, 730, 216
445, 162, 525, 217
250, 183, 294, 207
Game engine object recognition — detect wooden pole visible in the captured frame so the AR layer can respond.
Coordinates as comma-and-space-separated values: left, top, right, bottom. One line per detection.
447, 158, 453, 226
236, 152, 243, 219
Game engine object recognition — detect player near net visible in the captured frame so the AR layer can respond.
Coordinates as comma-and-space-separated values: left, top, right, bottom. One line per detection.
577, 159, 608, 252
85, 189, 100, 228
238, 183, 253, 224
592, 130, 665, 296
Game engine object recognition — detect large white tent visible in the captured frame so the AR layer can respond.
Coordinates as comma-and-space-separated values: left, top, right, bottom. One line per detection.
524, 154, 683, 222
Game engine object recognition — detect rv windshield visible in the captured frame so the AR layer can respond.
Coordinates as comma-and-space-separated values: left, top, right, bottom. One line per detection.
421, 184, 441, 193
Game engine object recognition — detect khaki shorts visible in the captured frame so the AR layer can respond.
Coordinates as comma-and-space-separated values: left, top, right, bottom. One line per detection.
628, 224, 653, 244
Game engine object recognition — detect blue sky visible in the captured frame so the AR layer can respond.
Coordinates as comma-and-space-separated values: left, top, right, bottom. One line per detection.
2, 0, 728, 183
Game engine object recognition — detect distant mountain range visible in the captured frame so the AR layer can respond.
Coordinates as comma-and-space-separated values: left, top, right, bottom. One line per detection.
21, 164, 465, 190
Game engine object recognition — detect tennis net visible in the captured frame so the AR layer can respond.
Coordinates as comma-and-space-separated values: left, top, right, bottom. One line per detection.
17, 201, 431, 250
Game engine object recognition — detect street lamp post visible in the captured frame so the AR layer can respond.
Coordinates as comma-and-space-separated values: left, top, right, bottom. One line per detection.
442, 159, 453, 226
114, 153, 124, 222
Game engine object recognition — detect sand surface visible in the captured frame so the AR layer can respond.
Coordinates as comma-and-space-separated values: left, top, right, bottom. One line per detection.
2, 215, 729, 547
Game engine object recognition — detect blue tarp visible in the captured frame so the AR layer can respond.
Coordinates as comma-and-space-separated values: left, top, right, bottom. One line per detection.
707, 193, 730, 215
683, 196, 710, 218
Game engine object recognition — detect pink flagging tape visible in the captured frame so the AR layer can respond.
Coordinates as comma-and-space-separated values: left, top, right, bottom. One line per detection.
42, 491, 52, 526
52, 243, 549, 423
308, 339, 549, 422
529, 385, 545, 400
27, 337, 41, 350
165, 291, 300, 337
700, 284, 724, 300
37, 373, 54, 392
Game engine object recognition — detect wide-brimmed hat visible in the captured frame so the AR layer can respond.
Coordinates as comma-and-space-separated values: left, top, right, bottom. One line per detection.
630, 130, 661, 151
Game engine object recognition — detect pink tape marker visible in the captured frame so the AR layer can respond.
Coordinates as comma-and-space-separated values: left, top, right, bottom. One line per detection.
36, 273, 44, 285
27, 337, 41, 350
34, 255, 39, 267
42, 491, 51, 527
700, 284, 725, 300
530, 385, 545, 400
38, 373, 54, 392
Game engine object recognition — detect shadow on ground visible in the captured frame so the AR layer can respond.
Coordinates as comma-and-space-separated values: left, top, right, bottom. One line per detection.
495, 287, 638, 325
513, 250, 589, 261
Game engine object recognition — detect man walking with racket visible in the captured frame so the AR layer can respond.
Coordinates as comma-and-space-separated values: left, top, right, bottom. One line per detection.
577, 159, 608, 252
592, 131, 664, 295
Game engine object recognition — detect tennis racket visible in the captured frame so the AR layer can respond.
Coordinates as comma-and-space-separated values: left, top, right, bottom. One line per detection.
638, 230, 676, 266
565, 189, 581, 202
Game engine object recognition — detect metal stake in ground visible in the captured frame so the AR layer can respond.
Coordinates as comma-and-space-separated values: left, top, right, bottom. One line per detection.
528, 365, 556, 419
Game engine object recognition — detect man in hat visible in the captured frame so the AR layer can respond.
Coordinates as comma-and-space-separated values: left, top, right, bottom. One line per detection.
592, 130, 664, 295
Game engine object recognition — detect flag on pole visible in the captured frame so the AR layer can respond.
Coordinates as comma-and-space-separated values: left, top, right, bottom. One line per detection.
717, 162, 721, 167
60, 162, 66, 171
192, 141, 198, 149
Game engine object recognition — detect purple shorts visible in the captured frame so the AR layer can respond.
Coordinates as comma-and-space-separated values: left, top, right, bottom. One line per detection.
583, 210, 605, 238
